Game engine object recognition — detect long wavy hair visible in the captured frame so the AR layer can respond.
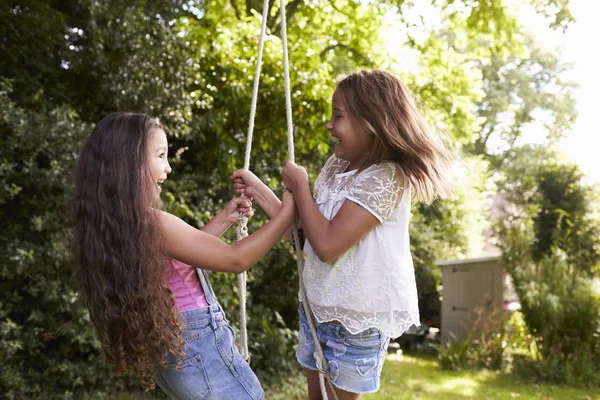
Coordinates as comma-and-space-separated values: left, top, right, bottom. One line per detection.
72, 112, 183, 389
336, 70, 456, 204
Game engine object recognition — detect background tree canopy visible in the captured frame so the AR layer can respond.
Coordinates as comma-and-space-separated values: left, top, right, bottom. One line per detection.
3, 0, 598, 397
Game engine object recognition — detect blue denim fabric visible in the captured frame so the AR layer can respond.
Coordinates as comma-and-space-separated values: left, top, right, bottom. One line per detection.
154, 269, 264, 400
296, 303, 390, 394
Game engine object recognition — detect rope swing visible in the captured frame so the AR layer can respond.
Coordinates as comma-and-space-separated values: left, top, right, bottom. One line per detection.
235, 0, 270, 362
237, 1, 339, 398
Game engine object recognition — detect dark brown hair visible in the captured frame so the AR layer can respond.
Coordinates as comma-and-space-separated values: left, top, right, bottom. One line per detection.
336, 70, 455, 203
72, 112, 183, 389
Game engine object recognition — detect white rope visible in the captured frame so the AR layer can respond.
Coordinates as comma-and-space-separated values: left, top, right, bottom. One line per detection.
236, 0, 270, 362
278, 0, 338, 398
236, 1, 338, 397
279, 1, 294, 161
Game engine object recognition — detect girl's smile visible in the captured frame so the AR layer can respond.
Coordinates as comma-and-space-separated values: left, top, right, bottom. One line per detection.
147, 128, 171, 196
326, 90, 373, 171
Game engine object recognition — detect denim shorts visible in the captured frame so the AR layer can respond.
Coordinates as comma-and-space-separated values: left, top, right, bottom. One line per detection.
154, 305, 264, 400
296, 303, 390, 394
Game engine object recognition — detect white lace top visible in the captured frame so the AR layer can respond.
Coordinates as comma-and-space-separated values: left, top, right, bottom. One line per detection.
302, 155, 420, 338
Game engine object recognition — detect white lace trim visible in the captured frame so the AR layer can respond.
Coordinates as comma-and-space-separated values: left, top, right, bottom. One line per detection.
310, 305, 420, 339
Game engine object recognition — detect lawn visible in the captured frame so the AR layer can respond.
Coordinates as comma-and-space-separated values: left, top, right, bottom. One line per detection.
112, 352, 600, 399
264, 352, 600, 400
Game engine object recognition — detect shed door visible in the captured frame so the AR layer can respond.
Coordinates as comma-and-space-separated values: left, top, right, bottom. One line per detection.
442, 262, 501, 342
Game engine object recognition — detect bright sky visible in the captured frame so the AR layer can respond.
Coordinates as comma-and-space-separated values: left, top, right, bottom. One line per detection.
515, 0, 600, 184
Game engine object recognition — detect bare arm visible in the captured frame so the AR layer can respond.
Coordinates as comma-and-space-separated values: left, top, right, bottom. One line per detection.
160, 191, 296, 273
231, 169, 282, 219
200, 197, 254, 238
200, 215, 231, 238
289, 180, 379, 263
282, 160, 381, 263
231, 169, 296, 241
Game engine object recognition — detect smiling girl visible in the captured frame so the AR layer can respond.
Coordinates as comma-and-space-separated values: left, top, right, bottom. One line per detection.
233, 70, 456, 399
72, 112, 296, 399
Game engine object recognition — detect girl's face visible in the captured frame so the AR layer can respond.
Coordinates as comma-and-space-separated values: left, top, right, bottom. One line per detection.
147, 128, 171, 196
326, 90, 374, 171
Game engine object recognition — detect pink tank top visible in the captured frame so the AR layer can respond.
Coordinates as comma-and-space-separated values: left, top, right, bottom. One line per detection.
164, 257, 209, 311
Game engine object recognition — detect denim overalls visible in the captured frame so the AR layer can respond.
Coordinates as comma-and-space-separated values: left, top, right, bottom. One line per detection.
154, 269, 264, 400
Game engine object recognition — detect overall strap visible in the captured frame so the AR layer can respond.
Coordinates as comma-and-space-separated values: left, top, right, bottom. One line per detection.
196, 268, 218, 306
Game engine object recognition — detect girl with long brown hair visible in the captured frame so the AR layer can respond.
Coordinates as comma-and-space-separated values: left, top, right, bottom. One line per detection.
232, 69, 456, 399
72, 112, 296, 399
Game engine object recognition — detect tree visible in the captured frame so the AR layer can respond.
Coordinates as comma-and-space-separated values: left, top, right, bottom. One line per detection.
493, 145, 600, 386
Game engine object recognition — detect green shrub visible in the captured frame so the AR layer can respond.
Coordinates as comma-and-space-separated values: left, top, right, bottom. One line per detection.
437, 332, 473, 371
437, 310, 540, 372
514, 344, 600, 388
493, 146, 600, 387
0, 84, 139, 398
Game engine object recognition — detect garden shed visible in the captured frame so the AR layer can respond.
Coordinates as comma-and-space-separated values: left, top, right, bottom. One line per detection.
438, 256, 504, 343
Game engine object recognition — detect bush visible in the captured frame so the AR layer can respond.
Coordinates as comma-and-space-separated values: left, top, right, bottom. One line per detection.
437, 310, 539, 372
437, 332, 473, 371
514, 345, 600, 388
0, 84, 141, 398
509, 270, 600, 388
492, 146, 600, 387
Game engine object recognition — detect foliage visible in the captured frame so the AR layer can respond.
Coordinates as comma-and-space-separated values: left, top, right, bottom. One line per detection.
0, 82, 139, 398
437, 332, 473, 371
436, 309, 539, 372
493, 145, 600, 387
411, 157, 490, 294
496, 146, 600, 274
501, 250, 600, 387
513, 345, 600, 388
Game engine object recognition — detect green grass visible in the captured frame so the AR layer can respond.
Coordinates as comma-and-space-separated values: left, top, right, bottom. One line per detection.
113, 352, 600, 399
363, 352, 600, 400
265, 352, 600, 400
